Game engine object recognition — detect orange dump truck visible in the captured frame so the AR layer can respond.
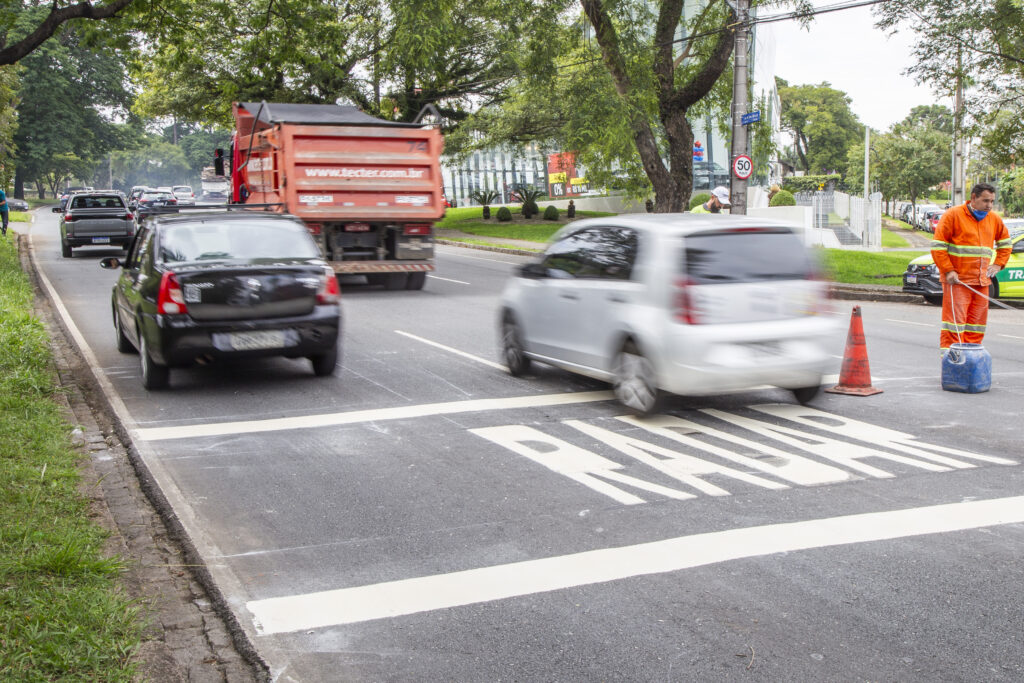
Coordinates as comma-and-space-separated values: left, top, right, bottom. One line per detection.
226, 101, 445, 290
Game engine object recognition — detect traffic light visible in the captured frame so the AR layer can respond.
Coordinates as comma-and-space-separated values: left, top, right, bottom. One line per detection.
214, 148, 225, 177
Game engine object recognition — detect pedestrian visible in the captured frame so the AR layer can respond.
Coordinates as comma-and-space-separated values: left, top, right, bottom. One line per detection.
931, 182, 1012, 354
0, 187, 8, 236
691, 186, 730, 214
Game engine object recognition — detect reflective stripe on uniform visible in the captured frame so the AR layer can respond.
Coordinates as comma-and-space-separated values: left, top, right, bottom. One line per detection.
945, 244, 995, 257
996, 237, 1013, 249
930, 240, 949, 250
940, 321, 986, 333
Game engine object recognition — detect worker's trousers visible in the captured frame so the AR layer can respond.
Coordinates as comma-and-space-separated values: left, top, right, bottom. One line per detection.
940, 281, 989, 349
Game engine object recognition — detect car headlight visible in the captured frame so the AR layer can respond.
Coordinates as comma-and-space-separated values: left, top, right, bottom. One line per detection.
926, 264, 939, 274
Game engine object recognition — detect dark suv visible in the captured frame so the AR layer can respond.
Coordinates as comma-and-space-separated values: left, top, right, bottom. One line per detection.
100, 211, 342, 389
54, 192, 134, 257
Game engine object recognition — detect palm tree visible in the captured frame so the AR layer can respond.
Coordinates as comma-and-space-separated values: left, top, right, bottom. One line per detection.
470, 189, 500, 219
512, 184, 544, 218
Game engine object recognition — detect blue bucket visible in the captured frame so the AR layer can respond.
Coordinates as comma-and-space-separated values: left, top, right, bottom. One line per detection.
941, 343, 991, 393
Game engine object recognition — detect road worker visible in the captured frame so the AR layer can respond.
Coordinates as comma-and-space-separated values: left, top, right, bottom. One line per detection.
931, 182, 1012, 353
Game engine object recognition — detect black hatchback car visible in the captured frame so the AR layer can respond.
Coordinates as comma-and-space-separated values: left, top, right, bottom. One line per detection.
100, 211, 342, 389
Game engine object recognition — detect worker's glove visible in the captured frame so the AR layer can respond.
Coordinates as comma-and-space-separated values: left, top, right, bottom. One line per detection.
944, 270, 960, 284
986, 264, 1002, 279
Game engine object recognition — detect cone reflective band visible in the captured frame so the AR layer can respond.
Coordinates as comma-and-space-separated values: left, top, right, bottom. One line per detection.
825, 305, 883, 396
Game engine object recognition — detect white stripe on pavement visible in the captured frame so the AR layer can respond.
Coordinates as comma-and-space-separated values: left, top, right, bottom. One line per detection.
135, 390, 614, 441
885, 318, 933, 327
248, 495, 1024, 634
426, 274, 470, 285
394, 330, 506, 370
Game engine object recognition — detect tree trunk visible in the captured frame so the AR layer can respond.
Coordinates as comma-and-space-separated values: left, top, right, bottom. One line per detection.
14, 167, 24, 200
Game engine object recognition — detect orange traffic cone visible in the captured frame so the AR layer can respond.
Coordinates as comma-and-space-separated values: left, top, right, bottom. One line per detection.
825, 305, 883, 397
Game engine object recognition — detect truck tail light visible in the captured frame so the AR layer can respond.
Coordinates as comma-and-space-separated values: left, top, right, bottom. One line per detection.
157, 272, 188, 315
64, 214, 75, 222
403, 223, 431, 236
317, 267, 341, 304
673, 277, 701, 324
306, 223, 322, 235
124, 213, 134, 220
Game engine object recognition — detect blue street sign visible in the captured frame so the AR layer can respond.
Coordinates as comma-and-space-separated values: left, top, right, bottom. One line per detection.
741, 110, 761, 125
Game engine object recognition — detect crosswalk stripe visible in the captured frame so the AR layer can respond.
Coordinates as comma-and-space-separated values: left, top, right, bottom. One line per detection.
248, 495, 1024, 634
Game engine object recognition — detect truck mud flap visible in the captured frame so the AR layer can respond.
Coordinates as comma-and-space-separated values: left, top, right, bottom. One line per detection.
329, 260, 434, 274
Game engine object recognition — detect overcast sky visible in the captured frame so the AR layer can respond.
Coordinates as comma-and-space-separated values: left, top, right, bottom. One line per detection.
769, 1, 944, 132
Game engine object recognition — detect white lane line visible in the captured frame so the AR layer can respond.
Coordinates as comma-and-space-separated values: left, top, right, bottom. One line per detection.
999, 334, 1024, 341
436, 248, 522, 265
394, 329, 506, 371
247, 494, 1024, 634
135, 390, 614, 441
885, 318, 933, 327
426, 274, 470, 285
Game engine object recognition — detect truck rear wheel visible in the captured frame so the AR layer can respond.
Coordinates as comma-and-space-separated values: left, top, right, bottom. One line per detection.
406, 272, 426, 290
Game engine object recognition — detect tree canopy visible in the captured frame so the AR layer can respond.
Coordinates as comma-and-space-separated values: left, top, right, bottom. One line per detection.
778, 79, 863, 176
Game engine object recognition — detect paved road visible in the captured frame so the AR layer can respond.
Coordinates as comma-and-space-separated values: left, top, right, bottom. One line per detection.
27, 210, 1024, 682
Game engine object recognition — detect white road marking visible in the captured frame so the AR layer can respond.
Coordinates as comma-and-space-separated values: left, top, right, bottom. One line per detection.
426, 274, 470, 285
436, 247, 522, 265
885, 318, 933, 327
394, 330, 505, 370
999, 334, 1024, 341
247, 494, 1024, 634
135, 390, 614, 441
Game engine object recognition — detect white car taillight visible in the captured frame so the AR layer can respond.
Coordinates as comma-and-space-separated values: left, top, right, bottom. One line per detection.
673, 277, 701, 324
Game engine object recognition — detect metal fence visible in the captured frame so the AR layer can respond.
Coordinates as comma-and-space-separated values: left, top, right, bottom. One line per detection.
794, 189, 882, 249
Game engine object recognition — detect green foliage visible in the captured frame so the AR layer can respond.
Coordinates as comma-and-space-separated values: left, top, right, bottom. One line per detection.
689, 193, 710, 209
0, 66, 18, 191
0, 236, 141, 680
779, 82, 864, 175
999, 166, 1024, 215
543, 205, 559, 220
436, 205, 613, 228
470, 189, 499, 207
782, 174, 842, 193
822, 249, 929, 286
495, 206, 512, 222
111, 140, 191, 190
769, 189, 796, 206
521, 199, 539, 218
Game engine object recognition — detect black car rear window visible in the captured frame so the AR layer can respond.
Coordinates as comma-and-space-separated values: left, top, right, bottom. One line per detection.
71, 195, 125, 209
683, 228, 810, 283
159, 220, 320, 263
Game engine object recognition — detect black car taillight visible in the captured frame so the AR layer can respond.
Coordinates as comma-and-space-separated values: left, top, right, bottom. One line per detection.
157, 272, 188, 315
317, 267, 341, 304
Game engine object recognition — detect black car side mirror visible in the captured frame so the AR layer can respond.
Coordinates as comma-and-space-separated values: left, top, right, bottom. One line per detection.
99, 257, 122, 270
51, 207, 62, 213
519, 262, 550, 279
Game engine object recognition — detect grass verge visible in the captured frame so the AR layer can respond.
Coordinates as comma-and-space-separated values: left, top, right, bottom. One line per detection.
0, 232, 142, 680
821, 248, 926, 286
880, 228, 910, 248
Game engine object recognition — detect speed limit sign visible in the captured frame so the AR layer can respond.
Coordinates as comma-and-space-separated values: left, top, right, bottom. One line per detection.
732, 154, 753, 180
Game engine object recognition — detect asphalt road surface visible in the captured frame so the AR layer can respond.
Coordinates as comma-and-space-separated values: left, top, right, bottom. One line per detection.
27, 209, 1024, 682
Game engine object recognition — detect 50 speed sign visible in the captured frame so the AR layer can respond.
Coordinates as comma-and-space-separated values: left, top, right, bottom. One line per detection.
732, 154, 753, 180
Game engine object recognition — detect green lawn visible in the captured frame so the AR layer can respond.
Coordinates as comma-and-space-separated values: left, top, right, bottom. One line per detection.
822, 248, 926, 286
0, 233, 142, 680
880, 228, 911, 248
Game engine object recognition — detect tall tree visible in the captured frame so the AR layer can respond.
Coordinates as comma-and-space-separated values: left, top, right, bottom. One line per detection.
778, 80, 864, 175
0, 65, 18, 193
0, 0, 135, 65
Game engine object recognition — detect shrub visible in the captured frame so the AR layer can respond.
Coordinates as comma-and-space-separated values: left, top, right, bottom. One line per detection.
496, 206, 513, 222
521, 200, 539, 218
689, 193, 710, 210
782, 174, 841, 194
543, 205, 559, 220
770, 189, 797, 207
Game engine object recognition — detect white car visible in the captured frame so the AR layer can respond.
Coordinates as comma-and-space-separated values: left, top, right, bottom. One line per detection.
499, 214, 842, 414
172, 185, 195, 206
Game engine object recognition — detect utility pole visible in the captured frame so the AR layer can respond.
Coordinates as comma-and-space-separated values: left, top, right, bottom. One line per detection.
863, 127, 870, 199
952, 51, 965, 205
728, 0, 750, 215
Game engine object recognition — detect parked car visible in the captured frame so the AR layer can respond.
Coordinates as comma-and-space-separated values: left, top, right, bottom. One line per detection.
923, 209, 944, 234
902, 219, 1024, 304
135, 190, 178, 218
52, 192, 135, 257
6, 197, 29, 212
912, 204, 941, 230
499, 214, 840, 414
172, 185, 195, 205
99, 211, 342, 389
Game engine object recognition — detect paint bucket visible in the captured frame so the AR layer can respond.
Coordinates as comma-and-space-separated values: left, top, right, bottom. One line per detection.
941, 343, 991, 394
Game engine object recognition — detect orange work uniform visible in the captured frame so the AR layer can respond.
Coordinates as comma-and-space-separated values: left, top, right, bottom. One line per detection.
931, 203, 1012, 349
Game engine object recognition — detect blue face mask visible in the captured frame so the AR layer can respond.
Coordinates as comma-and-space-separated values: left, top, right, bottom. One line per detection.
970, 207, 988, 221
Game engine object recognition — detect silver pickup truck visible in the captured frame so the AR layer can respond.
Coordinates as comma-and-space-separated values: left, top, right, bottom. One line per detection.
54, 192, 135, 257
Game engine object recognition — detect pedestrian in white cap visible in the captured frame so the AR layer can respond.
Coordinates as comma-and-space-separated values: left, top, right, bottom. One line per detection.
691, 186, 731, 214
